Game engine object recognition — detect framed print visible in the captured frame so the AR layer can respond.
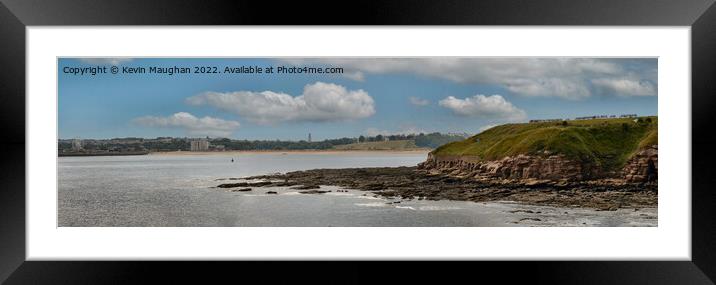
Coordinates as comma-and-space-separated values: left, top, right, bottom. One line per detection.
1, 0, 716, 283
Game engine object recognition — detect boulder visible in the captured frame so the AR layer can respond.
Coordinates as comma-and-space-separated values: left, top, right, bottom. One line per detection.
291, 185, 321, 190
217, 181, 273, 188
298, 190, 331, 194
230, 188, 252, 192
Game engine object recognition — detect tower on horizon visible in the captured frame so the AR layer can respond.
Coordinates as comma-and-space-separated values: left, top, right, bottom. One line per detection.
308, 133, 312, 142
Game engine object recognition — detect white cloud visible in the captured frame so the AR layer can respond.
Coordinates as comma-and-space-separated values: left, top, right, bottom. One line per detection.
409, 97, 430, 106
502, 78, 591, 99
133, 112, 240, 137
343, 71, 365, 81
439, 94, 527, 121
591, 78, 656, 96
278, 58, 657, 99
79, 58, 133, 65
186, 82, 375, 124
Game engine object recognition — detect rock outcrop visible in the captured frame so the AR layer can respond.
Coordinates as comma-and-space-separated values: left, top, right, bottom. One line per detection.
623, 145, 658, 183
419, 145, 658, 183
233, 166, 658, 208
418, 153, 594, 181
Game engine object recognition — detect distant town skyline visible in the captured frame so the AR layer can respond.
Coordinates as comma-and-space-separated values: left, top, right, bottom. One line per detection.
59, 57, 658, 140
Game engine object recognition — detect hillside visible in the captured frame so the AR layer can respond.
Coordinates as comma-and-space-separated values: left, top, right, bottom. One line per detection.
432, 116, 657, 172
333, 140, 427, 151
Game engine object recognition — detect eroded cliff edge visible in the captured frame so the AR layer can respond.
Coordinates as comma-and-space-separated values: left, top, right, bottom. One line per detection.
418, 117, 658, 185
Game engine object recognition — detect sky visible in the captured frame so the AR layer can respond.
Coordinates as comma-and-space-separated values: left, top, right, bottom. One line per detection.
58, 58, 658, 141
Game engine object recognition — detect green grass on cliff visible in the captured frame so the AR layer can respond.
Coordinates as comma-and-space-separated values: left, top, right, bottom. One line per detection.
432, 116, 657, 171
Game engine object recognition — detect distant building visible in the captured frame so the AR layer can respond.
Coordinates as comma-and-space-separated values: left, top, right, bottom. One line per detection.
190, 139, 210, 151
447, 132, 471, 138
529, 119, 564, 123
530, 114, 639, 123
156, 137, 173, 143
575, 114, 637, 120
71, 139, 83, 151
308, 133, 312, 143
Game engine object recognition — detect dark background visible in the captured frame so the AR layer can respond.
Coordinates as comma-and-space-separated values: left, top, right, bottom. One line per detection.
1, 0, 715, 284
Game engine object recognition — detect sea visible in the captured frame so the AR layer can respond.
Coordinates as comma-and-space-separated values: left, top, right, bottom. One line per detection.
58, 152, 657, 227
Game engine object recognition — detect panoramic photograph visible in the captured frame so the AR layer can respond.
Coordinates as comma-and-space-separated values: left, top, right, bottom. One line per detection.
58, 57, 658, 227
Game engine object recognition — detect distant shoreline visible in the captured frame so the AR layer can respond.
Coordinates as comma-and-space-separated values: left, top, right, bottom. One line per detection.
149, 149, 432, 156
59, 151, 150, 157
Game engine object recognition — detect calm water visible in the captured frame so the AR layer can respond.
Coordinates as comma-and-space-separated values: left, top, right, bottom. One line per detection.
58, 152, 656, 227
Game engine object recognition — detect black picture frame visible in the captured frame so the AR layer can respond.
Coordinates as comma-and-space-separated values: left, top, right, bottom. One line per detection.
1, 0, 715, 283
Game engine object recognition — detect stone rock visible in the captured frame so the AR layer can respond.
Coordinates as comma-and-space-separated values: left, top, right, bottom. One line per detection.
230, 188, 252, 192
291, 185, 321, 190
217, 181, 272, 188
420, 153, 590, 181
298, 190, 331, 194
420, 145, 657, 184
622, 145, 658, 183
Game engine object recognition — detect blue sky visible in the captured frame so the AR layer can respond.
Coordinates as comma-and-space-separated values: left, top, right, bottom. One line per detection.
58, 58, 657, 140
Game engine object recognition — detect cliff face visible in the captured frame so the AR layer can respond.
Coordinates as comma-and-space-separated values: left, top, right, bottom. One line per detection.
419, 145, 658, 183
622, 145, 658, 183
423, 117, 658, 183
418, 153, 593, 181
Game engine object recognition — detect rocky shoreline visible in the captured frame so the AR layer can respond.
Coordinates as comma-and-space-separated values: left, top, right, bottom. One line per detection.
418, 145, 658, 183
216, 166, 657, 210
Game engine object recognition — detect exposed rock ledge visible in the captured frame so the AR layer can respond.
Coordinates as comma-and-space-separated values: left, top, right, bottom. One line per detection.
623, 146, 658, 183
418, 145, 658, 183
219, 167, 657, 209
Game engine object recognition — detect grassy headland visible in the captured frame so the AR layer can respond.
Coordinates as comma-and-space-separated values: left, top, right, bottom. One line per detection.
433, 116, 657, 172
